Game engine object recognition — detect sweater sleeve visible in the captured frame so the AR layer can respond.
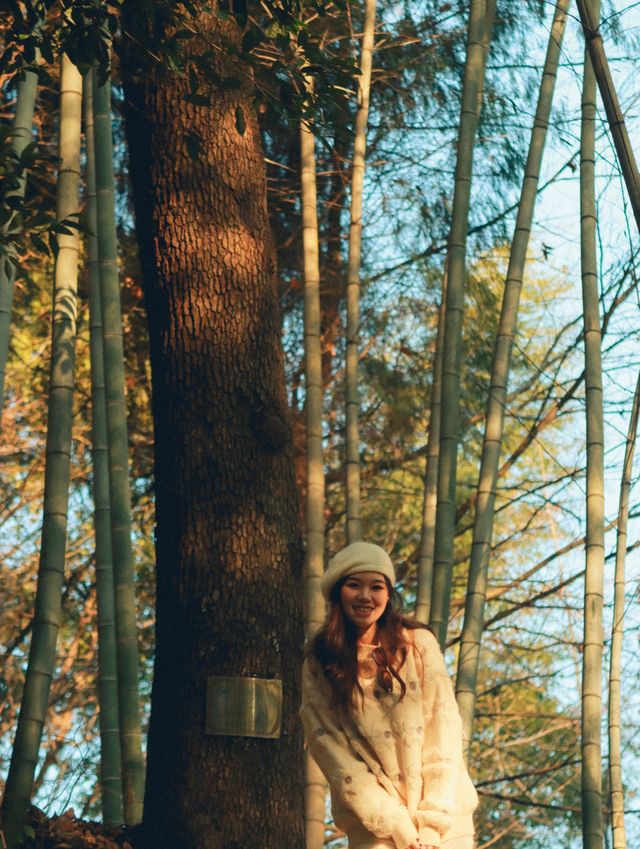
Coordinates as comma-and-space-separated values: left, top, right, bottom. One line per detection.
413, 629, 464, 846
301, 658, 418, 849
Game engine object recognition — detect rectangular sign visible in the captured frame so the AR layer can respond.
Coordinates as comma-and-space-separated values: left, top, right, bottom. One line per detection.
206, 675, 282, 739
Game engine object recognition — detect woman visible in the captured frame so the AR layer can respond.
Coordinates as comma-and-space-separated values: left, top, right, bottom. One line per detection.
301, 541, 478, 849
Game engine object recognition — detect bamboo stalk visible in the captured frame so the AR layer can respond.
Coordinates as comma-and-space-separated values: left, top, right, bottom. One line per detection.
300, 112, 327, 849
415, 263, 447, 623
91, 72, 145, 825
84, 67, 124, 828
1, 55, 83, 849
608, 370, 640, 849
579, 3, 605, 844
0, 63, 39, 419
429, 0, 496, 648
345, 0, 376, 544
454, 0, 570, 758
575, 0, 640, 235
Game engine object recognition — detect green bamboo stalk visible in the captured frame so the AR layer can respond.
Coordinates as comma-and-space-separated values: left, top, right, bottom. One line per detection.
300, 115, 325, 643
0, 63, 39, 420
299, 112, 327, 849
608, 370, 640, 849
91, 72, 145, 825
580, 3, 605, 844
1, 54, 82, 849
345, 0, 376, 545
454, 0, 570, 757
84, 67, 124, 828
415, 263, 447, 624
429, 0, 496, 648
575, 0, 640, 235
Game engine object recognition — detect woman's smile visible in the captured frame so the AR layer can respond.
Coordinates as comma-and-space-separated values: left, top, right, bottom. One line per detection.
340, 572, 390, 638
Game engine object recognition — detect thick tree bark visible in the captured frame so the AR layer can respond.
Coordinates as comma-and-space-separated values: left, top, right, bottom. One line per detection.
121, 6, 305, 849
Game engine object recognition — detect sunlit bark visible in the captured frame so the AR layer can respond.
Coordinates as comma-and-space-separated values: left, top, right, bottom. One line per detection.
121, 3, 305, 846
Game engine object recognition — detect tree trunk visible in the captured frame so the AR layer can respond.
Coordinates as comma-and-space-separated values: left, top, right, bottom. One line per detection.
83, 67, 124, 828
454, 0, 570, 757
0, 62, 39, 419
300, 113, 327, 849
92, 71, 145, 825
608, 371, 640, 849
1, 54, 82, 849
121, 5, 305, 848
580, 4, 605, 844
575, 0, 640, 234
429, 0, 496, 648
415, 263, 447, 624
345, 0, 376, 544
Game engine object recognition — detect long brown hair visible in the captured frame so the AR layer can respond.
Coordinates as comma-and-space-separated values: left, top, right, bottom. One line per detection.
306, 576, 430, 709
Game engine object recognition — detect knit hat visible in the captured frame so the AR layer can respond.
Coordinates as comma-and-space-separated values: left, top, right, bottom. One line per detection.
321, 541, 396, 600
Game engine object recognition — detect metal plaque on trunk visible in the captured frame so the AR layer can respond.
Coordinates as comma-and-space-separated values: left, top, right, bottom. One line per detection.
206, 675, 282, 739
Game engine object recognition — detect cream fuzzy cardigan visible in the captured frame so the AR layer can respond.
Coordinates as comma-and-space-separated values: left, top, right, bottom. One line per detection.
300, 627, 478, 849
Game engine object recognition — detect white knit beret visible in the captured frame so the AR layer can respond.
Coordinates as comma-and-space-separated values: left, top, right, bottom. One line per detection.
321, 541, 396, 600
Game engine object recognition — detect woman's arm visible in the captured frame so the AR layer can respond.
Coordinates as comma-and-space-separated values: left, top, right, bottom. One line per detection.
301, 658, 419, 849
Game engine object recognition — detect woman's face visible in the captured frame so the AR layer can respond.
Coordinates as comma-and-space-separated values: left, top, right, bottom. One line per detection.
339, 571, 390, 633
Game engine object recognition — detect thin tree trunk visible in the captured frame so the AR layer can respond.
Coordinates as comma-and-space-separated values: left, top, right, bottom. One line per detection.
1, 55, 82, 849
345, 0, 376, 544
121, 4, 305, 847
83, 67, 124, 828
575, 0, 640, 234
580, 3, 605, 844
300, 113, 327, 849
454, 0, 570, 757
0, 63, 39, 419
91, 71, 145, 825
415, 264, 447, 624
608, 370, 640, 849
429, 0, 496, 648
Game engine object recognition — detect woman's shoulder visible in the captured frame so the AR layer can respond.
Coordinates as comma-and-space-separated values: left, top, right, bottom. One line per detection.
401, 621, 439, 651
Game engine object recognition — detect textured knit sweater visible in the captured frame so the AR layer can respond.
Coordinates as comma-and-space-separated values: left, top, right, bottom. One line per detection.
301, 627, 478, 849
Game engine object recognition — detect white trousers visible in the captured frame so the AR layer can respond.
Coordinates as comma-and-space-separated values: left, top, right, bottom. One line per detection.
349, 838, 474, 849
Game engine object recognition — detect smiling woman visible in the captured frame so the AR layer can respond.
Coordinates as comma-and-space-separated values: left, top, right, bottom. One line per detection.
301, 542, 478, 849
